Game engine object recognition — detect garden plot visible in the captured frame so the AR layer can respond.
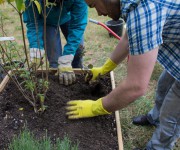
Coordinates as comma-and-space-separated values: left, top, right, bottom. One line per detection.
0, 71, 123, 150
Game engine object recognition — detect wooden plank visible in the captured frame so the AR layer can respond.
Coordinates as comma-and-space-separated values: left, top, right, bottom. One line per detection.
37, 68, 90, 74
0, 71, 11, 93
110, 71, 124, 150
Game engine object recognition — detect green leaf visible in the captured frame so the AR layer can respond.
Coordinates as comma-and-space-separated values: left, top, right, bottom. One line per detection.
15, 0, 24, 12
38, 94, 45, 103
21, 3, 25, 11
34, 0, 41, 14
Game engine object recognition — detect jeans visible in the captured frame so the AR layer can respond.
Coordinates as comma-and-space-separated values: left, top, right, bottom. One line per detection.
146, 70, 180, 150
46, 21, 84, 68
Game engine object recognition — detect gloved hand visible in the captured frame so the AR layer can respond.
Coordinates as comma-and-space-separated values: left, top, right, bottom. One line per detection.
58, 54, 76, 85
86, 58, 117, 82
66, 98, 111, 119
30, 48, 45, 69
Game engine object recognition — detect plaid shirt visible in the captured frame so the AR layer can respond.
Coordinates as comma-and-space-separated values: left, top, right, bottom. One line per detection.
121, 0, 180, 81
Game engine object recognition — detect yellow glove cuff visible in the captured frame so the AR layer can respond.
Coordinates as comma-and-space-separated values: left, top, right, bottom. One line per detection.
59, 67, 73, 72
89, 58, 117, 81
101, 58, 117, 75
92, 98, 111, 115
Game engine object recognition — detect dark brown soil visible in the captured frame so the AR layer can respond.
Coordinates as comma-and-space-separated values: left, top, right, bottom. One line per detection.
0, 74, 118, 150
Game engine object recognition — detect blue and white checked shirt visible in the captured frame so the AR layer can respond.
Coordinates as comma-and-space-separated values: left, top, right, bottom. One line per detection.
121, 0, 180, 81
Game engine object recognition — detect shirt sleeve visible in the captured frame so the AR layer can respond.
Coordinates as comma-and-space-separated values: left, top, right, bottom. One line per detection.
126, 0, 167, 55
23, 0, 44, 49
63, 0, 88, 56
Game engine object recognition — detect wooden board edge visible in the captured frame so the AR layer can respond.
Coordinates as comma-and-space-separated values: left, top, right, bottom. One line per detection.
0, 71, 12, 93
110, 71, 124, 150
0, 69, 89, 92
38, 68, 89, 74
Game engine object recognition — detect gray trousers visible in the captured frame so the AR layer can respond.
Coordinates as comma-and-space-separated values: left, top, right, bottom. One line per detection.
146, 70, 180, 150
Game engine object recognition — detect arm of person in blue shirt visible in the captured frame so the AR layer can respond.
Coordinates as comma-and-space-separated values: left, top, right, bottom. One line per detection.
63, 0, 88, 56
58, 0, 88, 85
23, 0, 45, 68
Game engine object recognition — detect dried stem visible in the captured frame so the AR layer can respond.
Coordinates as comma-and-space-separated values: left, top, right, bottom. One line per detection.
0, 44, 21, 71
19, 13, 30, 69
43, 0, 49, 81
0, 64, 35, 106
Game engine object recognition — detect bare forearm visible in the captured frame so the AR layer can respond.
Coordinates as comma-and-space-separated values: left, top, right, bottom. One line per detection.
103, 48, 159, 112
110, 31, 129, 64
103, 79, 142, 112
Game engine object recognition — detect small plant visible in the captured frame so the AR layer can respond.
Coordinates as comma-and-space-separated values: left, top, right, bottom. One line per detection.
9, 129, 43, 150
8, 129, 79, 150
56, 136, 79, 150
0, 0, 60, 113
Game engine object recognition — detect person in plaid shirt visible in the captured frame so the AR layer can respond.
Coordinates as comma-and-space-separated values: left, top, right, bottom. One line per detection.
66, 0, 180, 149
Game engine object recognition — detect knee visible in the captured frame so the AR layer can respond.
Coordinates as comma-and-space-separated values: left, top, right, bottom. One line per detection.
159, 113, 177, 139
77, 44, 85, 53
75, 45, 85, 58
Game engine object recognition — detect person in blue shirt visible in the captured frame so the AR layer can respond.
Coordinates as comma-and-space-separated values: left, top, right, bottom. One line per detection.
66, 0, 180, 150
23, 0, 87, 85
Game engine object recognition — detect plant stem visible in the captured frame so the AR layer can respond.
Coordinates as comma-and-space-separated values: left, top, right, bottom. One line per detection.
0, 44, 21, 71
19, 12, 39, 101
43, 0, 49, 81
31, 91, 37, 113
42, 0, 49, 97
19, 13, 31, 69
0, 65, 35, 107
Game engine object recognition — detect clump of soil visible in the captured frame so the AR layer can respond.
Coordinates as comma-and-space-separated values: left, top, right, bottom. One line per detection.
0, 74, 118, 150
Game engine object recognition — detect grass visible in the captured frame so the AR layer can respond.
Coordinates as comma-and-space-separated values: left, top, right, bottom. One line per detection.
9, 129, 79, 150
1, 3, 180, 150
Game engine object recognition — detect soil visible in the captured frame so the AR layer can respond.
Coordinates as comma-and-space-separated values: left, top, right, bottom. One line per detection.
0, 74, 118, 150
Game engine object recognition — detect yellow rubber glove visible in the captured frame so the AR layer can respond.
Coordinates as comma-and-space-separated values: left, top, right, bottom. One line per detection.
66, 98, 111, 119
86, 58, 117, 82
58, 55, 76, 85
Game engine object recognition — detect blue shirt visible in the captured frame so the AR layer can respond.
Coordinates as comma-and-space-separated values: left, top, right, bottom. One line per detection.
121, 0, 180, 81
23, 0, 87, 56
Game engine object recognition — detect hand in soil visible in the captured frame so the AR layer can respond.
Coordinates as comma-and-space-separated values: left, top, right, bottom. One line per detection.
59, 69, 76, 85
58, 55, 76, 85
85, 67, 103, 82
85, 58, 117, 83
66, 98, 111, 119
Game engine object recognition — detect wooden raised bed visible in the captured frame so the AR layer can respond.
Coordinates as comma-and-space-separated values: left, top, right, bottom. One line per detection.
0, 69, 123, 150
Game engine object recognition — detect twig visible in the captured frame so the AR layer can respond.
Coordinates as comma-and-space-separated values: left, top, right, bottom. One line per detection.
43, 0, 49, 81
0, 64, 35, 107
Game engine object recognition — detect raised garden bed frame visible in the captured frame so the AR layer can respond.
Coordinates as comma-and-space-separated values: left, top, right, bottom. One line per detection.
0, 69, 124, 150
